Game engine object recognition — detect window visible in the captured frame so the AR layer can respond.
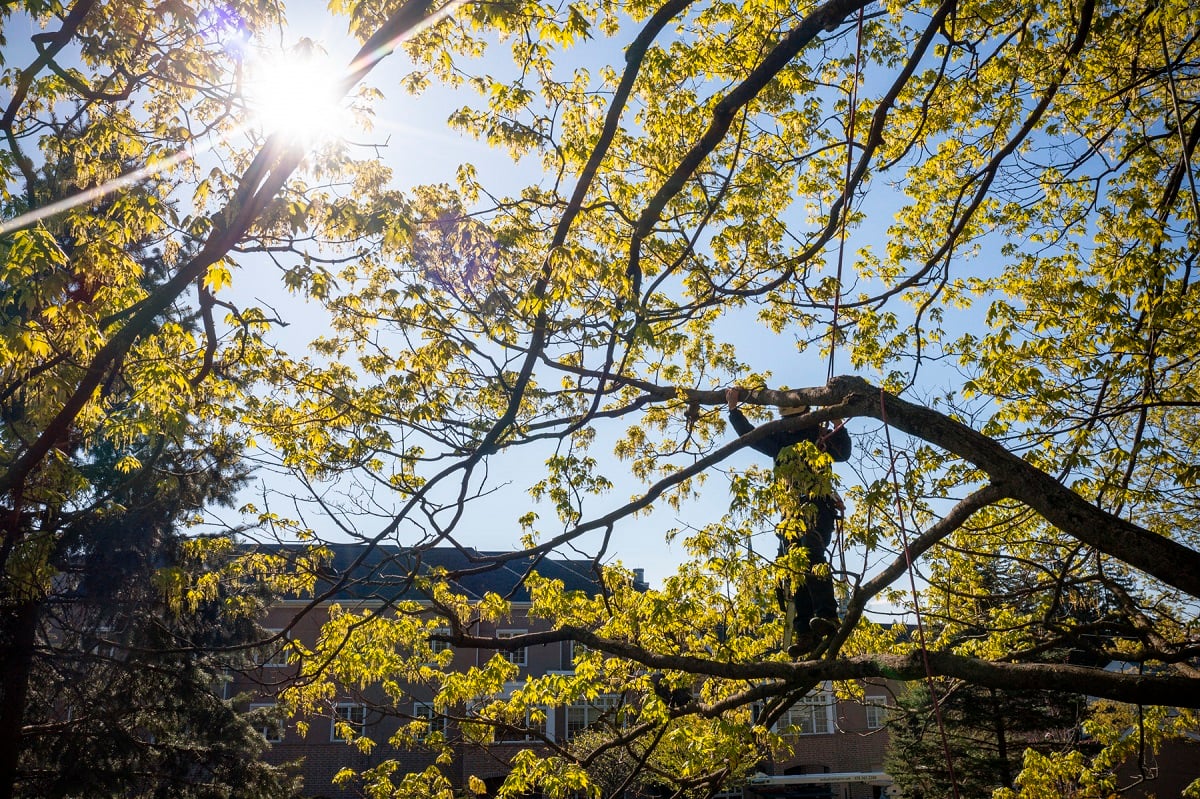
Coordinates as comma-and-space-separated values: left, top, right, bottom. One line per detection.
497, 630, 527, 667
331, 703, 366, 742
864, 697, 888, 729
250, 703, 283, 743
429, 628, 453, 654
413, 702, 448, 742
500, 707, 547, 742
525, 707, 547, 740
255, 628, 291, 668
777, 690, 834, 736
476, 681, 548, 743
566, 694, 622, 740
424, 629, 453, 666
91, 625, 120, 660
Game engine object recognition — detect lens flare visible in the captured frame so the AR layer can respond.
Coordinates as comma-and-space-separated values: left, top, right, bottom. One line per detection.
0, 1, 471, 237
245, 45, 354, 144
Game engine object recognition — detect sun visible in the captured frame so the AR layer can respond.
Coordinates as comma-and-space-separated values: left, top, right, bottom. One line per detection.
245, 43, 353, 144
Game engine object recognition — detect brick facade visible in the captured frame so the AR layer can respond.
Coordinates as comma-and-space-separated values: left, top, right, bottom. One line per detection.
235, 546, 894, 798
754, 680, 893, 799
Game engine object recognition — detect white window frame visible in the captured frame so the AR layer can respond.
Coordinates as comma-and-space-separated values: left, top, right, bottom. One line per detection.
331, 703, 366, 742
527, 706, 547, 741
429, 628, 453, 654
864, 697, 888, 729
250, 702, 283, 743
497, 629, 527, 667
412, 702, 448, 742
565, 694, 622, 741
486, 681, 548, 743
498, 706, 547, 743
91, 625, 120, 660
776, 687, 835, 736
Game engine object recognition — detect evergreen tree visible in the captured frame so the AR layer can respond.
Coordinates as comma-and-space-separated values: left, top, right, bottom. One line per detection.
886, 681, 1086, 799
2, 115, 295, 797
14, 438, 298, 799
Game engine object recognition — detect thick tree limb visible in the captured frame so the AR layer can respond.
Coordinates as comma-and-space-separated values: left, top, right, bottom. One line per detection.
449, 628, 1200, 708
823, 376, 1200, 601
617, 376, 1200, 599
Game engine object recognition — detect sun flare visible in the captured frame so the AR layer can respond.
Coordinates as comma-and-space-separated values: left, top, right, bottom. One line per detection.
245, 46, 353, 144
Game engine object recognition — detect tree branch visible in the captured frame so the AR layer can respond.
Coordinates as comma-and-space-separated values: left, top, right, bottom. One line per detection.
450, 627, 1200, 708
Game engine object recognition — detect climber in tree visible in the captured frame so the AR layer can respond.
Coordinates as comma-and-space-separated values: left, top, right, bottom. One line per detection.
726, 388, 852, 656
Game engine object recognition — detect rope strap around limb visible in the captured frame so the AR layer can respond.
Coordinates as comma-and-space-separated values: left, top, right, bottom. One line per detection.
881, 387, 962, 798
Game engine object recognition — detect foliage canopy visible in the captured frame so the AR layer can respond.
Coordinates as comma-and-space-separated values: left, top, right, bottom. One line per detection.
3, 0, 1200, 796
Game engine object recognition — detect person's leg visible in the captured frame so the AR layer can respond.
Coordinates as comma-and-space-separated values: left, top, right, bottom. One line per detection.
803, 503, 839, 627
786, 583, 818, 658
787, 515, 824, 657
777, 531, 820, 657
775, 535, 802, 654
792, 578, 815, 624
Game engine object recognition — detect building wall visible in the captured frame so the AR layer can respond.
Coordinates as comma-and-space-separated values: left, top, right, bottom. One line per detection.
237, 602, 894, 798
763, 680, 894, 799
1116, 737, 1200, 799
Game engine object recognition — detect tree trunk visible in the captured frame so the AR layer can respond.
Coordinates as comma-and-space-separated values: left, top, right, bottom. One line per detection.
0, 599, 39, 799
990, 688, 1013, 790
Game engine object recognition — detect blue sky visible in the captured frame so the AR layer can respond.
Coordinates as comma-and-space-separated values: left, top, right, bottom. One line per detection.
244, 6, 913, 597
1, 4, 908, 614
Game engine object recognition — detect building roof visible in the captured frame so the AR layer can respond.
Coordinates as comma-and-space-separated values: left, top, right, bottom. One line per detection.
256, 543, 626, 603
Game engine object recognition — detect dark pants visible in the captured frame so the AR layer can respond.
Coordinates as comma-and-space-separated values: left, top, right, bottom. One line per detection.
779, 499, 839, 625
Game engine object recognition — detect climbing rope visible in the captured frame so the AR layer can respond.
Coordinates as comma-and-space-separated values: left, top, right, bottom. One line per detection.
819, 10, 866, 589
881, 387, 962, 798
817, 18, 963, 791
827, 7, 866, 383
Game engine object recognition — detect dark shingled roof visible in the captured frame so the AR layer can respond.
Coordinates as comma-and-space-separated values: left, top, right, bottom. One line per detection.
256, 543, 629, 603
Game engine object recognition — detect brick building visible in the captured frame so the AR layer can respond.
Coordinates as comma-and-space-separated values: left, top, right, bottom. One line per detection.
233, 545, 893, 798
747, 681, 892, 799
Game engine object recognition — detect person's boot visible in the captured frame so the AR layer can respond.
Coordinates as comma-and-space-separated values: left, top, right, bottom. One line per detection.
809, 616, 839, 640
787, 633, 818, 659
